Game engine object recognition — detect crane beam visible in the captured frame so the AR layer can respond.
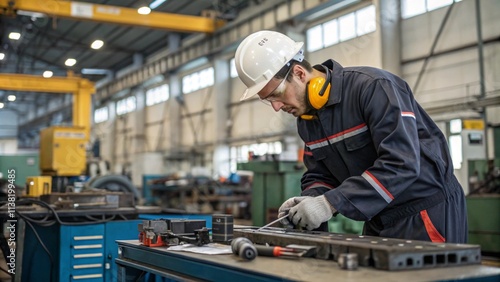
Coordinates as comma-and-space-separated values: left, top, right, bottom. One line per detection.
0, 0, 224, 33
0, 73, 94, 139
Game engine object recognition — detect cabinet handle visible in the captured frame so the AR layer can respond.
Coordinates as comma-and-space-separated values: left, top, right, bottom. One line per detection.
73, 264, 102, 269
73, 244, 103, 249
73, 253, 103, 259
72, 274, 103, 280
73, 235, 103, 240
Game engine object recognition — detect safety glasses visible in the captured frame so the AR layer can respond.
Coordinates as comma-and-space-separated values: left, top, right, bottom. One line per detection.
259, 67, 292, 106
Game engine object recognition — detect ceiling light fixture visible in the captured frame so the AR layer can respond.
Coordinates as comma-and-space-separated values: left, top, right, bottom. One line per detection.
17, 10, 47, 18
91, 40, 104, 50
149, 0, 167, 9
81, 68, 111, 75
43, 70, 53, 78
0, 103, 4, 109
0, 53, 4, 60
9, 32, 21, 40
137, 6, 151, 15
7, 95, 16, 102
65, 58, 77, 67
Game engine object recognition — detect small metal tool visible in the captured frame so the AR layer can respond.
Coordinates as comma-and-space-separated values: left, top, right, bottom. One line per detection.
256, 214, 289, 231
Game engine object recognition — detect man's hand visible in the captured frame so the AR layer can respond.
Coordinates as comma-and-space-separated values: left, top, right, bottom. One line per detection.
288, 196, 336, 230
278, 197, 307, 228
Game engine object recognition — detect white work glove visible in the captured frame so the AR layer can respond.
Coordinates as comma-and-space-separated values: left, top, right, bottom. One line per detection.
278, 196, 308, 228
289, 196, 336, 230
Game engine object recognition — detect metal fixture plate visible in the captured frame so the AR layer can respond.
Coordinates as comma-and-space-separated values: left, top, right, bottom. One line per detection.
234, 228, 481, 271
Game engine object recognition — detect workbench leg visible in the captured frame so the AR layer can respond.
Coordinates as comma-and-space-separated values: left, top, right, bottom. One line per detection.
117, 263, 145, 282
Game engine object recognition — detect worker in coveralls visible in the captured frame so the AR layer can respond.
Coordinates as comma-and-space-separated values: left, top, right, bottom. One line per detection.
234, 30, 468, 243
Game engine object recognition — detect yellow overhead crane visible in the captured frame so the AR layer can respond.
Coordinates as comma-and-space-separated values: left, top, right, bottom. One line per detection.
0, 0, 225, 192
0, 73, 94, 180
0, 0, 225, 33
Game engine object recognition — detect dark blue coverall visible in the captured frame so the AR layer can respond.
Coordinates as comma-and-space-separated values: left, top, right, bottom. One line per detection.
298, 59, 468, 243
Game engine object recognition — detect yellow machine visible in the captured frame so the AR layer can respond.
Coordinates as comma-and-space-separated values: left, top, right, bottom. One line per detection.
25, 176, 52, 197
0, 73, 94, 194
40, 126, 87, 176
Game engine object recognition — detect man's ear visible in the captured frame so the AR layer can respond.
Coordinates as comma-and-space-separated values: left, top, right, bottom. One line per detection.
292, 65, 308, 82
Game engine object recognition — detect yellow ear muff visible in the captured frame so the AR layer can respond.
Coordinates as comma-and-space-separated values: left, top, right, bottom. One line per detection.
300, 114, 316, 120
301, 65, 331, 120
306, 77, 331, 110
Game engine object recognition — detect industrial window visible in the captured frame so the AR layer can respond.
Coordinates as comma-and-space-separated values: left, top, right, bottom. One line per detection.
401, 0, 461, 19
229, 141, 283, 172
230, 58, 238, 78
448, 119, 462, 169
306, 5, 376, 52
116, 96, 136, 115
94, 106, 108, 123
356, 5, 376, 36
182, 67, 214, 94
146, 84, 169, 106
307, 25, 323, 52
449, 135, 463, 169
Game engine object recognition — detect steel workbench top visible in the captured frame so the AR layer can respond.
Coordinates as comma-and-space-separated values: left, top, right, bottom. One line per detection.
116, 240, 500, 282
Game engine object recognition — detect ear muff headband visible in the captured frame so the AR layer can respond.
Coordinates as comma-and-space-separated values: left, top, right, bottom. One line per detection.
306, 65, 331, 110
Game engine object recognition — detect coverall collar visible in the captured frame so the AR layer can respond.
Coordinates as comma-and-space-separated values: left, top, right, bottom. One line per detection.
317, 59, 343, 107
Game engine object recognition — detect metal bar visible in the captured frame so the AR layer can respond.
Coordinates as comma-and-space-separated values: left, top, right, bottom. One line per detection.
0, 73, 94, 93
475, 0, 489, 159
413, 2, 456, 94
401, 36, 499, 65
423, 94, 500, 115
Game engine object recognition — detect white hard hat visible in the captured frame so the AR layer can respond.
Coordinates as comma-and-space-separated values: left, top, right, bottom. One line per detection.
235, 30, 304, 101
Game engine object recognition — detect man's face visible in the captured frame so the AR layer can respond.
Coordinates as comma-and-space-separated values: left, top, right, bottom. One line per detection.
257, 66, 309, 117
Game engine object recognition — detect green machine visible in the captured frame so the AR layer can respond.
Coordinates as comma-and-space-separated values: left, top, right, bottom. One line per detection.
467, 158, 500, 255
238, 160, 363, 234
465, 125, 500, 255
238, 161, 304, 227
466, 194, 500, 255
0, 153, 40, 187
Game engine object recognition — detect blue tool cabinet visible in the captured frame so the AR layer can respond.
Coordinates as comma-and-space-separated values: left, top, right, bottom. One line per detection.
22, 220, 141, 282
21, 214, 212, 281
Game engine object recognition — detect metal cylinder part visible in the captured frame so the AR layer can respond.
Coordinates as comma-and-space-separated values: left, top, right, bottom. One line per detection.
338, 253, 358, 270
231, 237, 257, 261
238, 242, 257, 260
231, 237, 250, 254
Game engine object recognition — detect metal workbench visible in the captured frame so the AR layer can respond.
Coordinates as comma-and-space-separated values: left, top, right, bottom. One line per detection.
116, 240, 500, 282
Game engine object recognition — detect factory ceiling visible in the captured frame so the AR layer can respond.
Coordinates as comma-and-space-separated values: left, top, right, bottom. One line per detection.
0, 0, 254, 113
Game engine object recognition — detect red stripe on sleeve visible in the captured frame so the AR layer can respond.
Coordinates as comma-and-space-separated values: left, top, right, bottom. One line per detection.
365, 171, 394, 200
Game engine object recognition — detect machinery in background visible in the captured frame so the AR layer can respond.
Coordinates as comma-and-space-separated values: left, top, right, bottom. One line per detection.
237, 161, 304, 227
450, 119, 488, 195
468, 158, 500, 195
465, 125, 500, 256
0, 73, 140, 205
237, 160, 364, 235
25, 176, 52, 197
0, 153, 39, 202
0, 153, 39, 186
142, 173, 251, 218
466, 158, 500, 256
39, 126, 87, 178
